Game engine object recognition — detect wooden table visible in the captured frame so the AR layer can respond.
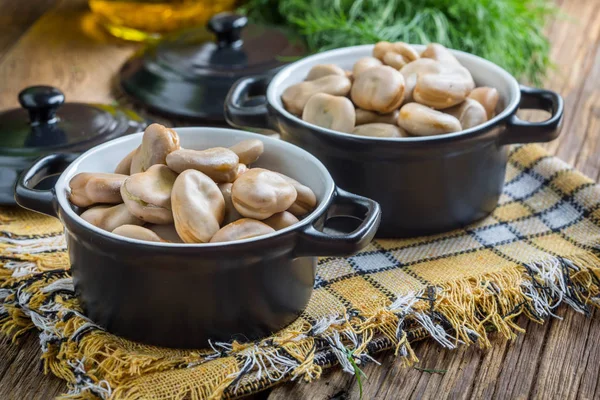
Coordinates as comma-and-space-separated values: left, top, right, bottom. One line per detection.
1, 0, 600, 398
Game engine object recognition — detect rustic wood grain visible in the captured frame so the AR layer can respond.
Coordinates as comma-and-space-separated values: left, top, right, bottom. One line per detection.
480, 318, 549, 399
530, 308, 600, 399
542, 0, 600, 163
1, 0, 600, 399
0, 0, 138, 110
0, 332, 65, 399
0, 0, 57, 62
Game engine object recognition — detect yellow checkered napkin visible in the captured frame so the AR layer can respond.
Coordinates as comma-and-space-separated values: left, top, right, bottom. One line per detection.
2, 145, 600, 399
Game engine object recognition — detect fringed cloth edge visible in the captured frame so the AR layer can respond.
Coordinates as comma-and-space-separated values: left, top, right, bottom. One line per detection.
1, 252, 599, 399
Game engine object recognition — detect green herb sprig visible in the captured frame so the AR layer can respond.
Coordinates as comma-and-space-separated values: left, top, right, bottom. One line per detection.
344, 348, 367, 399
242, 0, 555, 85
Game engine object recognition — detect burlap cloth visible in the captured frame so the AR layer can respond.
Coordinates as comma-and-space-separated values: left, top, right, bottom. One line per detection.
1, 144, 600, 399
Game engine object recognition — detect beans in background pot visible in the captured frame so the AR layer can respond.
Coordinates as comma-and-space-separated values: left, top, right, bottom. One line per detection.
350, 66, 405, 113
279, 42, 500, 138
397, 103, 462, 136
352, 123, 408, 138
281, 75, 352, 115
305, 64, 346, 81
302, 93, 356, 133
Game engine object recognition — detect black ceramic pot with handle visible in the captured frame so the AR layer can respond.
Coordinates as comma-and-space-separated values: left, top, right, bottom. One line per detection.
225, 44, 564, 238
15, 127, 380, 349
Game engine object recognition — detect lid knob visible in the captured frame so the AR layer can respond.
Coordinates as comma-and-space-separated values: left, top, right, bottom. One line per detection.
18, 86, 65, 126
208, 13, 248, 48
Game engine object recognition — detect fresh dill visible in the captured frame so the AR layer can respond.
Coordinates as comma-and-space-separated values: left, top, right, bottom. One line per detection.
242, 0, 556, 85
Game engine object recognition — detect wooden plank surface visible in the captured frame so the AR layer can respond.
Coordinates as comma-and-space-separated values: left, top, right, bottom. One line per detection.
0, 0, 57, 63
0, 0, 138, 111
0, 0, 599, 399
0, 333, 65, 399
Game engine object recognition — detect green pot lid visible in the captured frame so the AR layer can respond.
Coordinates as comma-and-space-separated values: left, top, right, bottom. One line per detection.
119, 12, 305, 122
0, 86, 148, 157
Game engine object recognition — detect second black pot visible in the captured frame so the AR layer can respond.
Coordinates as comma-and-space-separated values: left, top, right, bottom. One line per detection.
225, 44, 564, 237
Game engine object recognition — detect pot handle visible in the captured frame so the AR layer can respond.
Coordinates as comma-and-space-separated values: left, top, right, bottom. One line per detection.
225, 74, 273, 130
15, 153, 76, 218
500, 85, 564, 145
294, 188, 381, 258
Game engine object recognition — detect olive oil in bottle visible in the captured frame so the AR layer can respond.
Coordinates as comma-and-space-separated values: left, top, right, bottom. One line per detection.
89, 0, 237, 41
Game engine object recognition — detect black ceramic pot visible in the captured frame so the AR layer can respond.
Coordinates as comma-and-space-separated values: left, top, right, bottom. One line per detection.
15, 128, 381, 349
225, 45, 564, 238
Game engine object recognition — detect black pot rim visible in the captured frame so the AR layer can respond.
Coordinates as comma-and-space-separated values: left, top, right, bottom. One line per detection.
55, 127, 336, 249
266, 44, 521, 145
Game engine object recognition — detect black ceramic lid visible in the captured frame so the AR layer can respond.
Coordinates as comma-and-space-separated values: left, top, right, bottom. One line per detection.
119, 12, 305, 122
0, 86, 147, 157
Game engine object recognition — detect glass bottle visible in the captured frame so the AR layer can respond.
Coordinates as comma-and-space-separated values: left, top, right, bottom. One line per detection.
89, 0, 237, 41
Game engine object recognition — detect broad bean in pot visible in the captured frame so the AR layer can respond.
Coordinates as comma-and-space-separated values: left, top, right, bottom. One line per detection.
166, 147, 239, 183
112, 225, 166, 242
130, 123, 180, 174
281, 75, 352, 115
352, 123, 408, 138
229, 139, 264, 165
302, 93, 356, 133
275, 172, 317, 217
69, 173, 126, 207
231, 168, 297, 220
468, 87, 499, 120
352, 57, 383, 77
445, 98, 488, 130
146, 224, 183, 243
351, 66, 405, 113
305, 64, 346, 81
397, 102, 462, 136
114, 149, 136, 175
399, 58, 441, 103
263, 211, 300, 231
171, 169, 225, 243
355, 109, 399, 126
121, 164, 177, 224
413, 63, 475, 109
209, 218, 275, 243
380, 42, 420, 69
219, 182, 243, 225
80, 203, 143, 232
420, 43, 461, 66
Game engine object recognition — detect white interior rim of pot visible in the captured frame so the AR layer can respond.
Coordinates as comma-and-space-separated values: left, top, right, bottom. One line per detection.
55, 127, 335, 248
268, 44, 521, 143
